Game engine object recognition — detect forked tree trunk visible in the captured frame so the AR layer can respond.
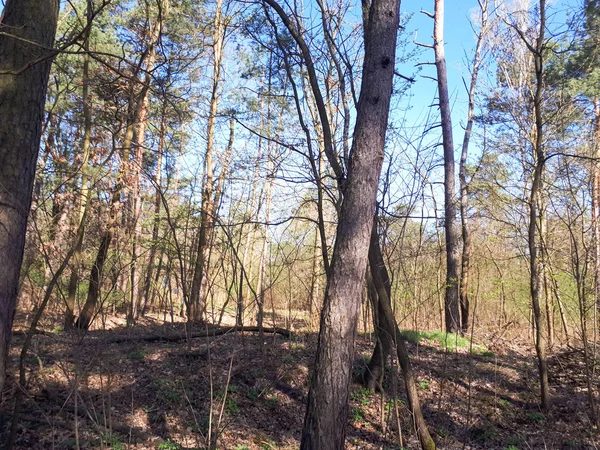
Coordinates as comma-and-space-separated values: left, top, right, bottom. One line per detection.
433, 0, 461, 333
300, 0, 401, 446
75, 24, 158, 329
0, 0, 59, 392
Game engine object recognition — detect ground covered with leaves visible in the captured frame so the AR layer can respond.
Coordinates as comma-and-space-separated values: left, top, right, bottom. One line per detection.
1, 314, 599, 449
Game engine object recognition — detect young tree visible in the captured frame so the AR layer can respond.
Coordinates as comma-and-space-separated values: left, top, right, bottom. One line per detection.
458, 0, 489, 332
420, 0, 461, 332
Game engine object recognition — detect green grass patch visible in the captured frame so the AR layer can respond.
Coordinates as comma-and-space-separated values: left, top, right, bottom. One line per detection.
127, 350, 148, 360
400, 329, 488, 353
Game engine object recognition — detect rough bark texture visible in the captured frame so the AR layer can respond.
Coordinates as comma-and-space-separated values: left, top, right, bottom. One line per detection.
0, 0, 59, 392
300, 0, 401, 447
434, 0, 461, 333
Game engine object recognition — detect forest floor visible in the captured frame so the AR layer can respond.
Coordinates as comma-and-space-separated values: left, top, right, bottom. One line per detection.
1, 312, 599, 450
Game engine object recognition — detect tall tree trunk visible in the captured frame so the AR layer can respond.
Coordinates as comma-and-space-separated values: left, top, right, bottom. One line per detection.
434, 0, 461, 333
76, 94, 146, 329
528, 0, 550, 410
190, 0, 225, 320
141, 100, 168, 315
75, 11, 161, 329
309, 227, 321, 324
300, 0, 401, 446
458, 0, 488, 333
592, 99, 600, 324
256, 151, 274, 337
0, 0, 59, 392
128, 2, 166, 323
65, 6, 94, 328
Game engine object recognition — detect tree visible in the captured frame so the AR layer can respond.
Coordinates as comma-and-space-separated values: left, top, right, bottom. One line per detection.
458, 0, 489, 333
419, 0, 462, 332
0, 0, 60, 392
300, 0, 401, 446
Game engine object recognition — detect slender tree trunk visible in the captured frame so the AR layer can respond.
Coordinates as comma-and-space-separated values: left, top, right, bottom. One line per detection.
76, 109, 140, 329
237, 105, 264, 327
458, 0, 488, 333
364, 220, 392, 390
0, 0, 59, 392
366, 219, 436, 450
65, 8, 94, 328
433, 0, 461, 333
592, 99, 600, 321
129, 3, 166, 323
309, 227, 321, 325
300, 0, 401, 446
190, 0, 225, 320
256, 152, 274, 338
528, 0, 550, 410
142, 100, 167, 315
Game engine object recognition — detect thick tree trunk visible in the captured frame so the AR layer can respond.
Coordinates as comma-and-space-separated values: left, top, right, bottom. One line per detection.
434, 0, 461, 333
0, 0, 59, 392
300, 0, 401, 447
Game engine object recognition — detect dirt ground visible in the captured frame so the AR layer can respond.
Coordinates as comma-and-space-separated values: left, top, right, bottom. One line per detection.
1, 313, 599, 449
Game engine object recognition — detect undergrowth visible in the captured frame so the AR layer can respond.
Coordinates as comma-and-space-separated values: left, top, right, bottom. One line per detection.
400, 329, 489, 354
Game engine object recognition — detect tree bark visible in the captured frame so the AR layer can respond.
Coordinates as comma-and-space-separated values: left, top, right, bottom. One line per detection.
141, 99, 168, 315
65, 4, 94, 328
528, 0, 550, 410
0, 0, 59, 392
366, 219, 436, 450
434, 0, 461, 333
458, 0, 488, 333
300, 0, 401, 446
128, 2, 166, 323
592, 99, 600, 325
190, 0, 226, 320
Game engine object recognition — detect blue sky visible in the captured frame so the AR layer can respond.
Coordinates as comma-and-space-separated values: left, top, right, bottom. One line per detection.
395, 0, 487, 146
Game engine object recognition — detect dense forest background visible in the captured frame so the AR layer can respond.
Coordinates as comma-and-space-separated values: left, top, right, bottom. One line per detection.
1, 0, 600, 448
